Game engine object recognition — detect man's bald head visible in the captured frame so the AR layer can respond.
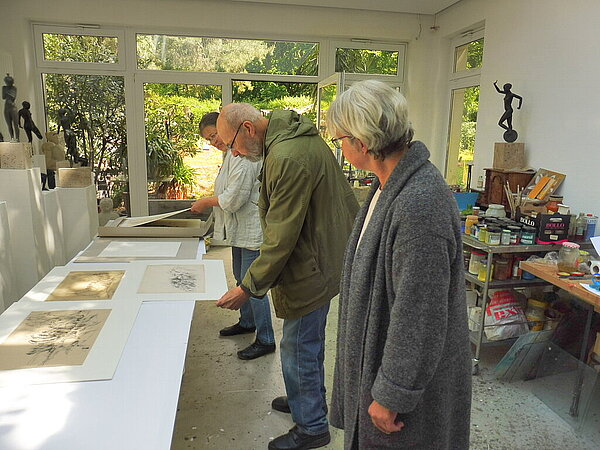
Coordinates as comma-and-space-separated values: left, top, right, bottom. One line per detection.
219, 103, 263, 129
217, 103, 268, 161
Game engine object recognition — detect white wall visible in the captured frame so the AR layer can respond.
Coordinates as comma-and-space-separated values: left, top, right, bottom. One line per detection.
431, 0, 600, 219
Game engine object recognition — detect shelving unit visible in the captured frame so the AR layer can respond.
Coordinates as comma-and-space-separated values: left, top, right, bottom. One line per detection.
462, 234, 563, 374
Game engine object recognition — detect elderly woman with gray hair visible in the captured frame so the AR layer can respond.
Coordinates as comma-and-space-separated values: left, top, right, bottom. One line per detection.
327, 80, 471, 449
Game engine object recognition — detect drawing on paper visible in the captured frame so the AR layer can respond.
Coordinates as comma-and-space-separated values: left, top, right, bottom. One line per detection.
46, 270, 125, 301
0, 309, 111, 370
137, 264, 206, 294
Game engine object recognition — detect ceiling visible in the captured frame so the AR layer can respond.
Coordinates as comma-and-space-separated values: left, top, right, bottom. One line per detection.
232, 0, 462, 15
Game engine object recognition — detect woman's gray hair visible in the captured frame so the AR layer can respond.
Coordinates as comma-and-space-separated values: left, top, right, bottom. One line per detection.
326, 80, 414, 160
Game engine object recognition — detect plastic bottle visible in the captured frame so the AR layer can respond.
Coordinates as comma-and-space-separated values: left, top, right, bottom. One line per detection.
585, 214, 598, 239
574, 213, 587, 242
477, 175, 484, 189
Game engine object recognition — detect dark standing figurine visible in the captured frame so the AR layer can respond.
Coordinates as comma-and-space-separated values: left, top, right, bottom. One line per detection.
57, 108, 80, 164
494, 80, 523, 143
2, 74, 19, 142
18, 101, 43, 143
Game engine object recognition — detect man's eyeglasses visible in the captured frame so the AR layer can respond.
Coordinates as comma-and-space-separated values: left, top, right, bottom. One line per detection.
226, 122, 244, 151
331, 135, 353, 149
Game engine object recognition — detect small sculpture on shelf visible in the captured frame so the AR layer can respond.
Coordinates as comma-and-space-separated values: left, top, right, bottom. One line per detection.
2, 74, 19, 142
57, 108, 82, 165
18, 101, 43, 143
98, 197, 119, 226
42, 131, 67, 189
494, 80, 523, 143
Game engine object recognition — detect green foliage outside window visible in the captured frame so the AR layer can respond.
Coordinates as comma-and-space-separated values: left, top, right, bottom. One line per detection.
137, 34, 318, 76
144, 84, 221, 199
454, 86, 480, 187
43, 33, 119, 63
466, 38, 484, 69
335, 48, 398, 75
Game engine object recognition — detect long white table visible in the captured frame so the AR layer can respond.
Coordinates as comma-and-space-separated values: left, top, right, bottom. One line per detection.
0, 300, 195, 450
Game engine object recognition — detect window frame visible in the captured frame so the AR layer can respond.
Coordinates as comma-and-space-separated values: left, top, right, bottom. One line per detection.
448, 29, 484, 82
135, 32, 321, 78
444, 29, 484, 186
329, 40, 406, 83
32, 24, 407, 216
33, 24, 126, 71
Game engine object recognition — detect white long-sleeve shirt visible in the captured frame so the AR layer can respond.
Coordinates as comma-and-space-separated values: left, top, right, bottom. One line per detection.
213, 151, 263, 250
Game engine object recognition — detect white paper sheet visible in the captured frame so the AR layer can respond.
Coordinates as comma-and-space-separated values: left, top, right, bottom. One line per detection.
591, 236, 600, 257
0, 299, 141, 386
75, 237, 200, 263
99, 241, 181, 258
580, 282, 600, 297
0, 301, 194, 450
115, 208, 190, 227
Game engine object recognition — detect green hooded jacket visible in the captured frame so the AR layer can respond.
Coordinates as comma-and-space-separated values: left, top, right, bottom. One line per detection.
241, 109, 359, 320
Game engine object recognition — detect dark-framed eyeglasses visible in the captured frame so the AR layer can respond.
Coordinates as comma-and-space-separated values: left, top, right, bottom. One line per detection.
331, 135, 353, 149
226, 122, 244, 151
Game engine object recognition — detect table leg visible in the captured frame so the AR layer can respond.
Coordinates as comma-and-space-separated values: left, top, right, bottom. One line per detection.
569, 303, 594, 417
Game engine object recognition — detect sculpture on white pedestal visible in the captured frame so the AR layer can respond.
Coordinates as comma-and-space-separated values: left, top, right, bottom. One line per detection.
98, 198, 119, 226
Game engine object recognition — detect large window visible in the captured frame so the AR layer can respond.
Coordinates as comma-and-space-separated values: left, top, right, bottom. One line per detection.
42, 73, 129, 212
144, 82, 222, 204
34, 25, 406, 215
445, 31, 484, 190
137, 34, 318, 75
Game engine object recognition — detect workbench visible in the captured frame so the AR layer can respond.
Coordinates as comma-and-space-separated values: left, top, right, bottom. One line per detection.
520, 261, 599, 419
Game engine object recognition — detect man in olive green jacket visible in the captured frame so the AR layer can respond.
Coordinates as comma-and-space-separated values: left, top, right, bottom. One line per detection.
216, 103, 358, 450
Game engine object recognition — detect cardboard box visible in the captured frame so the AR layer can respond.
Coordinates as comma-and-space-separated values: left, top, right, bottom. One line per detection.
98, 210, 213, 238
493, 142, 525, 170
515, 210, 571, 244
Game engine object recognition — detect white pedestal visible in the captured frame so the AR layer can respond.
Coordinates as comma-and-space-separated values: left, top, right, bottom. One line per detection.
32, 154, 47, 174
0, 202, 16, 312
41, 190, 66, 267
56, 186, 98, 261
0, 168, 51, 298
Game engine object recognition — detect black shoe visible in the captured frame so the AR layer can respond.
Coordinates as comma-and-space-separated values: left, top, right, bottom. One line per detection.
272, 396, 328, 415
219, 322, 256, 337
272, 396, 291, 413
237, 340, 276, 360
268, 426, 330, 450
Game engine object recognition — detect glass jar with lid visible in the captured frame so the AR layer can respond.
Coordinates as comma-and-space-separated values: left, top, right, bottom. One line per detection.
486, 226, 502, 245
485, 204, 507, 218
520, 226, 537, 245
557, 241, 581, 273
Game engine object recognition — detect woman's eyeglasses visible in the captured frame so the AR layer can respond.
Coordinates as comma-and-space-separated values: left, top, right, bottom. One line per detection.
331, 135, 353, 149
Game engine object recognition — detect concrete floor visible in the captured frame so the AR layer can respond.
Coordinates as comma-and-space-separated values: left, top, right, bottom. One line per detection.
171, 246, 600, 450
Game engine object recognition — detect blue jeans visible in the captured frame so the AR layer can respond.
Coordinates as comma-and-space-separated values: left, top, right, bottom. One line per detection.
231, 247, 275, 345
281, 301, 330, 435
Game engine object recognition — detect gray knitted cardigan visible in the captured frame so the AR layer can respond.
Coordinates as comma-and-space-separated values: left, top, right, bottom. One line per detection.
330, 141, 471, 449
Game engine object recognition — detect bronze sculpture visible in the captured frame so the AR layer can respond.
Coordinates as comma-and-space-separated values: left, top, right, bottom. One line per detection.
494, 80, 523, 143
